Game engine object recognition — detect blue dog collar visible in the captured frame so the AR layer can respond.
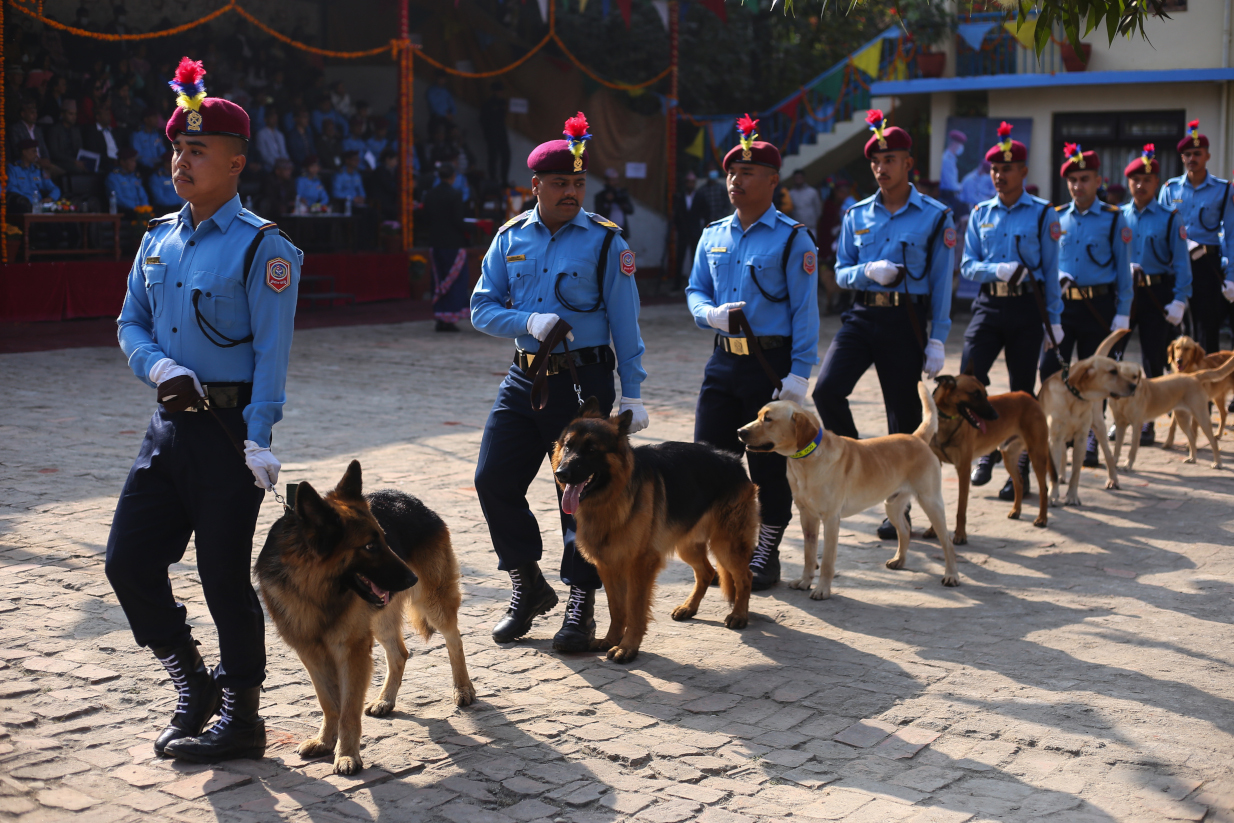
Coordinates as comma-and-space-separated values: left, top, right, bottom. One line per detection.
790, 428, 824, 459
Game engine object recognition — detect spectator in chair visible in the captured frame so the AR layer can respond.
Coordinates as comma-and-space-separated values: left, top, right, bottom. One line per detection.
296, 156, 330, 209
286, 109, 313, 169
366, 118, 392, 160
369, 149, 400, 222
46, 99, 85, 175
315, 118, 342, 170
331, 149, 366, 207
106, 147, 150, 216
131, 108, 166, 173
426, 71, 455, 131
255, 109, 289, 169
260, 158, 297, 216
595, 167, 634, 238
83, 105, 121, 173
10, 98, 53, 173
147, 151, 183, 210
341, 118, 369, 165
5, 139, 60, 214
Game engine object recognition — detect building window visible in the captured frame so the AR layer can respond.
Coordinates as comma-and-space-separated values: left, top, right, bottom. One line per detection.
1052, 110, 1185, 202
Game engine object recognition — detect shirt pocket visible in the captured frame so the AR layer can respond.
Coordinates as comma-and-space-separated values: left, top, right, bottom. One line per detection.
142, 262, 166, 317
507, 260, 539, 308
706, 250, 732, 296
897, 236, 928, 277
851, 232, 876, 262
190, 271, 249, 340
555, 256, 602, 312
745, 253, 786, 301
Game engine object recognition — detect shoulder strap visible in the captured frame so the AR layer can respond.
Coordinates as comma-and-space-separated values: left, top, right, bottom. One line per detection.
779, 222, 817, 274
242, 224, 290, 287
1108, 208, 1119, 249
1221, 182, 1230, 224
921, 208, 950, 276
1037, 201, 1048, 237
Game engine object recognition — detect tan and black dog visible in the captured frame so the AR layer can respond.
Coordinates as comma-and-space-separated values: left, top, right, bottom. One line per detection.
255, 461, 474, 775
551, 398, 757, 664
927, 373, 1049, 544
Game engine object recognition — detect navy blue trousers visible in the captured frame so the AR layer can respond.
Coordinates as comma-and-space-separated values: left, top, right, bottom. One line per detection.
1131, 282, 1178, 379
105, 407, 266, 689
1189, 250, 1234, 356
1041, 292, 1117, 381
813, 302, 928, 438
694, 345, 793, 527
474, 357, 614, 589
960, 293, 1044, 395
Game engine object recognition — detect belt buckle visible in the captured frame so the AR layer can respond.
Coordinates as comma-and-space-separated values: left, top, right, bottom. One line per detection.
729, 336, 750, 356
873, 292, 894, 308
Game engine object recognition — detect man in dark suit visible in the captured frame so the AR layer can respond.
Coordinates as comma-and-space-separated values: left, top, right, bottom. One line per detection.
672, 170, 707, 289
82, 105, 122, 173
10, 98, 53, 174
46, 99, 85, 176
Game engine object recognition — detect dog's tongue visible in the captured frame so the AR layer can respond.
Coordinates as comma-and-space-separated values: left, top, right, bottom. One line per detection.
561, 483, 584, 515
368, 579, 390, 606
976, 418, 987, 434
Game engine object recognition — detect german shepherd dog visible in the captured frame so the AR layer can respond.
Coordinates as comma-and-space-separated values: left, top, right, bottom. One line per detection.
255, 461, 474, 775
551, 398, 758, 663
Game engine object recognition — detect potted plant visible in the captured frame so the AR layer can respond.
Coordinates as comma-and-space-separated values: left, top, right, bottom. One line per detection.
900, 0, 953, 78
1060, 40, 1092, 72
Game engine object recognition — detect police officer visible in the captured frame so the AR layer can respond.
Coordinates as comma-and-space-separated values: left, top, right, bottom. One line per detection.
1159, 119, 1232, 356
1119, 143, 1190, 445
814, 109, 955, 539
686, 114, 820, 590
960, 122, 1063, 499
471, 112, 648, 653
106, 147, 151, 215
105, 57, 301, 764
1047, 143, 1133, 467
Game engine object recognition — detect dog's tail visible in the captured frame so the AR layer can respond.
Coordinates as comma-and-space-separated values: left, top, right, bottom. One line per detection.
1192, 352, 1234, 383
912, 381, 938, 443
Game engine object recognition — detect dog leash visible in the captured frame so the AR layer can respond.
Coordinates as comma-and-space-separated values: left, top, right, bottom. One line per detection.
728, 307, 783, 392
1012, 264, 1085, 398
527, 318, 584, 411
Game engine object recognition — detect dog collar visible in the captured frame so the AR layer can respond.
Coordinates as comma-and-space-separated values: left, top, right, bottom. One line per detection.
1060, 364, 1085, 400
790, 428, 824, 459
937, 410, 957, 420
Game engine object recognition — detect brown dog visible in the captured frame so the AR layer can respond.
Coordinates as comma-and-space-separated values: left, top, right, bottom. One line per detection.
552, 399, 758, 663
1165, 335, 1234, 448
1110, 354, 1234, 470
737, 383, 959, 600
927, 374, 1049, 544
255, 462, 474, 775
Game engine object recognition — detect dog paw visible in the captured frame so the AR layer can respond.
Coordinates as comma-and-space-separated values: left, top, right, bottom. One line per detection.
1105, 478, 1120, 490
922, 526, 937, 539
454, 684, 476, 707
607, 646, 639, 664
589, 638, 615, 652
1064, 495, 1081, 506
723, 612, 749, 629
1033, 516, 1048, 528
1007, 508, 1021, 520
809, 587, 831, 600
333, 755, 362, 776
670, 605, 697, 621
885, 557, 905, 570
1184, 456, 1197, 464
787, 577, 813, 590
364, 699, 395, 717
941, 574, 960, 588
298, 738, 333, 759
1212, 462, 1222, 470
952, 532, 967, 545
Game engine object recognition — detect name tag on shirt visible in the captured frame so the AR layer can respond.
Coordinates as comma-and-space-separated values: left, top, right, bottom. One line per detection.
1173, 199, 1183, 203
979, 223, 995, 229
506, 254, 526, 262
145, 256, 161, 264
854, 228, 871, 235
709, 247, 727, 253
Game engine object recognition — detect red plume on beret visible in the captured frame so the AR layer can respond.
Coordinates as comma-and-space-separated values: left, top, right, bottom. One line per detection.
736, 114, 759, 152
997, 121, 1012, 139
169, 56, 207, 112
562, 112, 591, 159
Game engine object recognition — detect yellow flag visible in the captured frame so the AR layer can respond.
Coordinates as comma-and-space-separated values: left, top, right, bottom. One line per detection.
686, 126, 705, 159
884, 57, 907, 81
1004, 17, 1037, 49
850, 40, 882, 78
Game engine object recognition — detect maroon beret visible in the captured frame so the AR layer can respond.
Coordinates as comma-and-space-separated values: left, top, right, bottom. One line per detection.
1060, 143, 1100, 177
1125, 144, 1159, 177
164, 57, 249, 142
863, 109, 911, 159
985, 121, 1026, 163
527, 139, 587, 175
1178, 119, 1208, 153
722, 140, 782, 171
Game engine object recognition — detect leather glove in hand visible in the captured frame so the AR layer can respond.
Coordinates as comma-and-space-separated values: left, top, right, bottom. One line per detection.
527, 312, 573, 342
149, 358, 204, 413
864, 260, 900, 286
618, 397, 649, 434
772, 373, 810, 406
705, 301, 746, 331
923, 339, 946, 378
243, 440, 281, 490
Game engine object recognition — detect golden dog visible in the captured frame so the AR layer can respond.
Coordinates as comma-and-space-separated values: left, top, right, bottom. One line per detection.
1164, 335, 1234, 448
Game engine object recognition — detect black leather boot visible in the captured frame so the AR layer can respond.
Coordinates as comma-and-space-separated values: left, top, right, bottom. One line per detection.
552, 586, 596, 653
1084, 430, 1100, 467
163, 687, 266, 763
151, 640, 221, 757
877, 507, 910, 540
492, 563, 559, 644
999, 452, 1031, 501
750, 524, 785, 591
970, 451, 1000, 486
1140, 421, 1156, 446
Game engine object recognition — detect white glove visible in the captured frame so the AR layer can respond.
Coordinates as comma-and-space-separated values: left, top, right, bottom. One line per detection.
923, 339, 945, 378
526, 312, 573, 342
1223, 281, 1234, 303
148, 357, 203, 396
995, 262, 1018, 282
1131, 262, 1145, 278
864, 259, 900, 286
618, 397, 649, 434
1165, 300, 1185, 326
705, 301, 746, 331
1059, 273, 1075, 290
1111, 315, 1130, 331
243, 440, 281, 490
772, 373, 810, 406
1044, 323, 1064, 348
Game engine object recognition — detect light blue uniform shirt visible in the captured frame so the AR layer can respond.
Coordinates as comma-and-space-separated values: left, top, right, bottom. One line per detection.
106, 169, 149, 211
686, 205, 820, 378
835, 185, 955, 343
1056, 201, 1134, 317
331, 168, 366, 201
1159, 172, 1230, 246
471, 207, 647, 398
296, 176, 329, 206
130, 128, 165, 169
341, 136, 368, 157
116, 196, 303, 447
147, 172, 184, 208
4, 162, 60, 202
961, 190, 1063, 325
1122, 198, 1191, 302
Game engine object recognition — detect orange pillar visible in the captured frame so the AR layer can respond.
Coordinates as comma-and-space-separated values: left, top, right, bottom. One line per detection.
399, 0, 414, 253
665, 0, 678, 284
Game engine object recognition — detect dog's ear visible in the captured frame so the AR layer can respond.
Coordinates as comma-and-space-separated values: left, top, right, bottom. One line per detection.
793, 411, 820, 453
578, 396, 603, 419
335, 460, 363, 501
934, 374, 956, 391
615, 408, 634, 437
295, 481, 343, 551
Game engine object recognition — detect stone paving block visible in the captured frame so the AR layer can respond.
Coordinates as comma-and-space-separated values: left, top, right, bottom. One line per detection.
835, 719, 899, 749
503, 775, 552, 795
585, 739, 651, 767
112, 764, 175, 787
799, 789, 872, 819
321, 766, 392, 791
682, 693, 743, 714
636, 798, 703, 823
902, 808, 975, 823
761, 748, 813, 768
1141, 797, 1209, 821
663, 782, 727, 804
782, 767, 839, 788
441, 775, 497, 801
0, 797, 36, 815
696, 808, 754, 823
599, 791, 655, 814
893, 766, 963, 793
838, 776, 928, 805
560, 782, 607, 805
161, 768, 252, 799
0, 680, 40, 699
437, 800, 516, 823
505, 797, 558, 821
35, 787, 101, 810
846, 797, 918, 822
113, 790, 176, 811
874, 727, 941, 760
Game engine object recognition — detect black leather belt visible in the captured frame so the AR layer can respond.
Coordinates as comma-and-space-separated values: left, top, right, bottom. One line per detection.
981, 282, 1035, 297
1136, 274, 1174, 287
717, 335, 788, 355
1062, 284, 1112, 301
857, 291, 927, 307
182, 382, 252, 411
515, 345, 612, 377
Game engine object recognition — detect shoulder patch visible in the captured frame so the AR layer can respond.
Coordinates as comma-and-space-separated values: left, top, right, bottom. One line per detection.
943, 226, 957, 248
589, 212, 622, 231
802, 250, 816, 274
1049, 222, 1063, 241
619, 249, 636, 276
266, 257, 292, 293
497, 211, 530, 234
1121, 226, 1133, 243
1180, 223, 1188, 241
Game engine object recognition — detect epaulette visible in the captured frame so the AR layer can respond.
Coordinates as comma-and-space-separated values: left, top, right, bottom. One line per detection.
1054, 204, 1068, 212
919, 193, 951, 214
236, 209, 274, 230
1028, 194, 1051, 207
853, 192, 879, 207
705, 217, 729, 228
1103, 204, 1121, 213
497, 211, 530, 234
588, 212, 622, 231
146, 213, 177, 230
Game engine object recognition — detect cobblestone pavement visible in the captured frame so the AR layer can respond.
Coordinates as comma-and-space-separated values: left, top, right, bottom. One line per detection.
2, 304, 1234, 823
